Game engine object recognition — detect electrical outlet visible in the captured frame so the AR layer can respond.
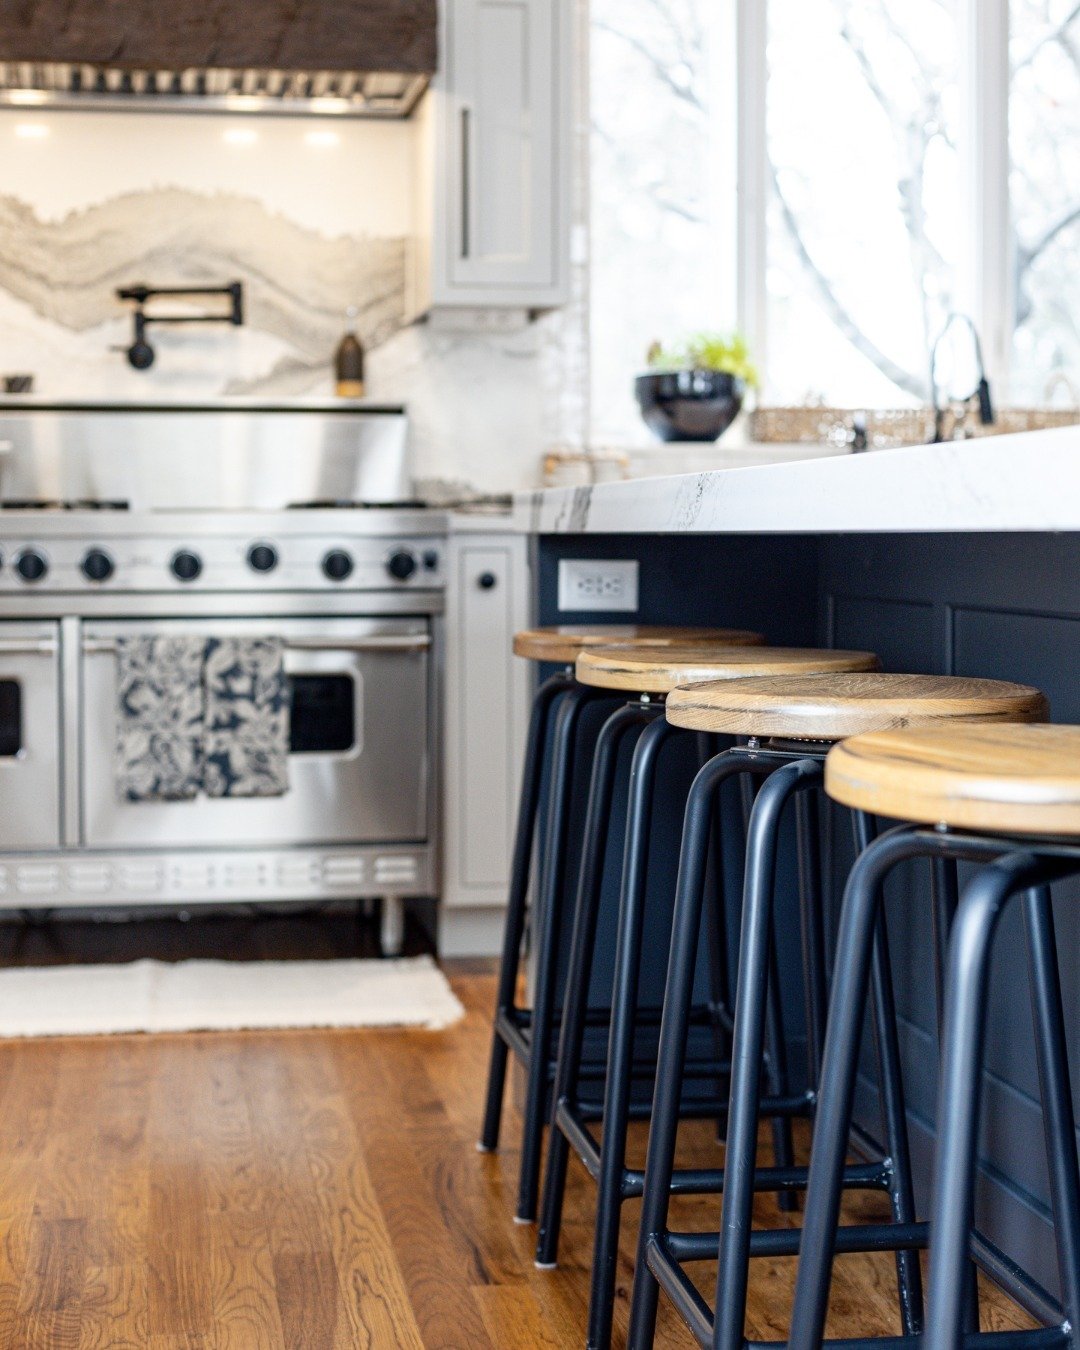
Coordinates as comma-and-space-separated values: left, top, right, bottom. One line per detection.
557, 559, 639, 612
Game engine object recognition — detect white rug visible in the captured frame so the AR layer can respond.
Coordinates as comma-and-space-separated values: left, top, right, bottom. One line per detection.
0, 955, 465, 1038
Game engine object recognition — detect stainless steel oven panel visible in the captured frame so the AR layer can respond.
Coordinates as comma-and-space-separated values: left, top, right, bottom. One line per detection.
0, 620, 62, 848
80, 616, 430, 849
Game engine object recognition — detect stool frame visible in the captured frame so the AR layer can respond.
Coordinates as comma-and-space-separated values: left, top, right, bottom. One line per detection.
478, 669, 612, 1221
628, 744, 921, 1350
537, 714, 807, 1350
791, 824, 1080, 1350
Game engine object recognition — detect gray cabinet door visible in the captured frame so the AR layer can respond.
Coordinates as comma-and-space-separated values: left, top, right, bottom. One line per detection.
436, 0, 570, 304
443, 535, 530, 909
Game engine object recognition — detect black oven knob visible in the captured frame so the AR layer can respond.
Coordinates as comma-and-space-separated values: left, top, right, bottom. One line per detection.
14, 549, 47, 582
170, 549, 202, 582
247, 543, 278, 573
81, 548, 115, 582
386, 549, 417, 582
322, 549, 354, 581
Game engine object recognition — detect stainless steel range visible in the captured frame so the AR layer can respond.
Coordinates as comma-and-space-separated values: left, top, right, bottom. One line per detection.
0, 403, 445, 953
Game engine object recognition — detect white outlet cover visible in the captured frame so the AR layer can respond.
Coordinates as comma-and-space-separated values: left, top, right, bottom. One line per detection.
557, 559, 639, 613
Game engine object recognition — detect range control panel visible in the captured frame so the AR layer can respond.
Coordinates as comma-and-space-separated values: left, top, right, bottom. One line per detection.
0, 532, 444, 593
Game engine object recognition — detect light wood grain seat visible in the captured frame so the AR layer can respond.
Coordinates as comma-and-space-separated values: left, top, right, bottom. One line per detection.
825, 722, 1080, 834
666, 671, 1047, 741
575, 643, 879, 693
512, 625, 763, 664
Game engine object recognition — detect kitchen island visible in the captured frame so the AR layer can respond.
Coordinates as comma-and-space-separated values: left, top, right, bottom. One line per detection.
508, 423, 1080, 1312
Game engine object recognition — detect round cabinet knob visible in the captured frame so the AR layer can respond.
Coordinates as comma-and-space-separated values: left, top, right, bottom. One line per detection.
322, 549, 354, 582
247, 542, 278, 573
170, 549, 202, 582
14, 549, 47, 583
386, 549, 417, 582
477, 571, 498, 590
81, 548, 115, 583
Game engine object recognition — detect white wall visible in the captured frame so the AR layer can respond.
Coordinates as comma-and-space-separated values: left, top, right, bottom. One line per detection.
0, 106, 562, 491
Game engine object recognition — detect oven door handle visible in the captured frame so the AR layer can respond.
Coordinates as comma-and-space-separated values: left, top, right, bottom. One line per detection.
81, 634, 431, 655
0, 636, 58, 656
285, 635, 431, 653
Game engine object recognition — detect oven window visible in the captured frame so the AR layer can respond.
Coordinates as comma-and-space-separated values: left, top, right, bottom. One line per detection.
288, 675, 355, 753
0, 681, 21, 757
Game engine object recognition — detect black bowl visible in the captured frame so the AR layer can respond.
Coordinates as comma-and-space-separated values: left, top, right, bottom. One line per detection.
634, 369, 744, 443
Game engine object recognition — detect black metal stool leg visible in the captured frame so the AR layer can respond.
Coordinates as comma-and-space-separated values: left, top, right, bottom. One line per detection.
586, 716, 675, 1350
764, 929, 798, 1213
797, 790, 828, 1092
517, 684, 594, 1222
789, 826, 928, 1349
536, 701, 658, 1266
929, 852, 980, 1332
698, 732, 735, 1143
1021, 884, 1080, 1348
713, 759, 822, 1350
853, 811, 924, 1335
627, 753, 741, 1350
925, 852, 1043, 1350
480, 672, 573, 1152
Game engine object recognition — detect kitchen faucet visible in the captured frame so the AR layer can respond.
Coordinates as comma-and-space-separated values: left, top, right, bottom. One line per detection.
114, 282, 244, 370
929, 312, 995, 442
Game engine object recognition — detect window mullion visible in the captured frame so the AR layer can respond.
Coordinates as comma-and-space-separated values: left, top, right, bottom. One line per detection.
735, 0, 768, 392
959, 0, 1011, 398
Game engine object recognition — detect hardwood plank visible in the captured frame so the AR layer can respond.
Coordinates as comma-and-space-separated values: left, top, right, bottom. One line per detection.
0, 940, 1044, 1348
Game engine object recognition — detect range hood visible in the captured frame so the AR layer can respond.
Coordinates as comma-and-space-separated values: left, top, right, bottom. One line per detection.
0, 0, 436, 117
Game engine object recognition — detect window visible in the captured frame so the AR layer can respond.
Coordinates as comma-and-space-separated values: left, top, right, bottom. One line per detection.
589, 0, 1080, 437
589, 0, 729, 444
1009, 0, 1080, 404
765, 0, 959, 406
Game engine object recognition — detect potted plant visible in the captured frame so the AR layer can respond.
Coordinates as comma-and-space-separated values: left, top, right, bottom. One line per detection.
635, 331, 759, 442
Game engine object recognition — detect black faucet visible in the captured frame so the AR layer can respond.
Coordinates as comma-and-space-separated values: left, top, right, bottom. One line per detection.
114, 282, 244, 369
929, 312, 995, 442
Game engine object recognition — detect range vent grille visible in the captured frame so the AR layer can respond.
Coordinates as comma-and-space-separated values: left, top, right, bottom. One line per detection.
0, 62, 428, 117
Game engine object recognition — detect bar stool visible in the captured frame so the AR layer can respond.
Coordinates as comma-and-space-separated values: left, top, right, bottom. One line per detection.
627, 673, 1047, 1350
792, 721, 1080, 1350
479, 624, 764, 1224
536, 645, 881, 1350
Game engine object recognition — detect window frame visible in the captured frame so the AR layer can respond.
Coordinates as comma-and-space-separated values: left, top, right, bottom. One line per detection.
733, 0, 1018, 404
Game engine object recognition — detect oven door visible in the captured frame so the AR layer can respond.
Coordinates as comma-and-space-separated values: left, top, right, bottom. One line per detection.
80, 616, 430, 849
0, 621, 62, 849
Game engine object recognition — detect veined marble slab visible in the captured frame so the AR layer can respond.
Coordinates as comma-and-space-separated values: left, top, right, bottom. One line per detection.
513, 426, 1080, 535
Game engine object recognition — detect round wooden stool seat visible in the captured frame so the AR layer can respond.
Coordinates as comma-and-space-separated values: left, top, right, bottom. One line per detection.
512, 624, 763, 664
825, 722, 1078, 834
666, 671, 1047, 740
575, 643, 879, 693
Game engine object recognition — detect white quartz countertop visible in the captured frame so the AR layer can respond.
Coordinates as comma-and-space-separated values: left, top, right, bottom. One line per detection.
509, 426, 1079, 534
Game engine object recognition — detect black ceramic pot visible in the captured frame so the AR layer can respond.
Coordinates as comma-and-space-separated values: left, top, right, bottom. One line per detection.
634, 369, 744, 443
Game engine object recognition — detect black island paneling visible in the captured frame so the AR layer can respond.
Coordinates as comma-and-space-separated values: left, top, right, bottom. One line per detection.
536, 529, 1080, 1302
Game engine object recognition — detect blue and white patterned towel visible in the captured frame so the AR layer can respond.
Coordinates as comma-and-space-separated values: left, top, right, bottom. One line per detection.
115, 636, 289, 801
116, 636, 205, 801
203, 637, 290, 798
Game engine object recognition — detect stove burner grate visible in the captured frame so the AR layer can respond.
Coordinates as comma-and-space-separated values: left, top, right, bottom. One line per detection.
0, 498, 131, 511
287, 499, 427, 511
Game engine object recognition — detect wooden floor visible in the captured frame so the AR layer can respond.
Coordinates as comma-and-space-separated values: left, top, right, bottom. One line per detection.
0, 910, 1039, 1348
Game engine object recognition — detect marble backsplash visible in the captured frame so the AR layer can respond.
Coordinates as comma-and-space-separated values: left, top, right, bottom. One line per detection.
0, 107, 581, 491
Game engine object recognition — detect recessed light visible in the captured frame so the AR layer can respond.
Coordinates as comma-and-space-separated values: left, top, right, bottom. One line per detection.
304, 129, 340, 148
14, 123, 48, 139
8, 89, 47, 106
309, 97, 350, 115
223, 126, 258, 146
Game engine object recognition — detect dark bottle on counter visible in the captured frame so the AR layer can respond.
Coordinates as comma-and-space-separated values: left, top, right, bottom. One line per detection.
334, 306, 365, 398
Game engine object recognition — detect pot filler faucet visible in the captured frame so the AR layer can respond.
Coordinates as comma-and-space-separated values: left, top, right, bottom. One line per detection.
114, 282, 244, 370
929, 311, 995, 442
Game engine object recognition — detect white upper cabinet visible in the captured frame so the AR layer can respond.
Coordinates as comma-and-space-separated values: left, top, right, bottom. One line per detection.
411, 0, 572, 310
